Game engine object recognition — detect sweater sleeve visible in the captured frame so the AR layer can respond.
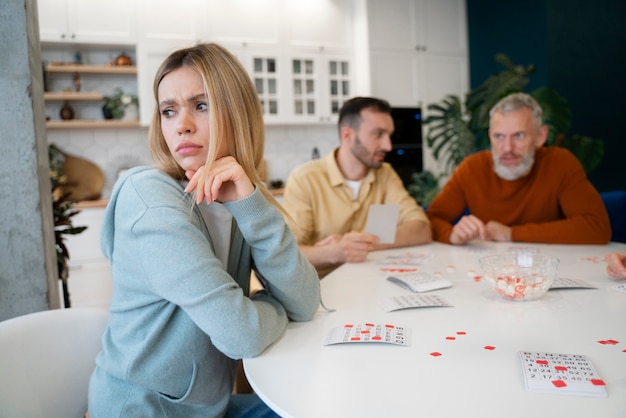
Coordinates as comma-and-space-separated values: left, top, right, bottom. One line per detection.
116, 175, 318, 359
224, 188, 321, 322
510, 150, 611, 244
426, 161, 472, 243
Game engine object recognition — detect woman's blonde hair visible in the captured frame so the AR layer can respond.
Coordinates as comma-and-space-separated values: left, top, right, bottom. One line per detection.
149, 43, 281, 209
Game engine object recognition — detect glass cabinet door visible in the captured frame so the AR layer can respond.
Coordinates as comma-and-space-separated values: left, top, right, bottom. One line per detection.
290, 55, 351, 123
327, 59, 350, 116
253, 57, 279, 117
291, 58, 316, 117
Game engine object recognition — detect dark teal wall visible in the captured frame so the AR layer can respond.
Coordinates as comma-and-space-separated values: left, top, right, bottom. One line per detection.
467, 0, 626, 192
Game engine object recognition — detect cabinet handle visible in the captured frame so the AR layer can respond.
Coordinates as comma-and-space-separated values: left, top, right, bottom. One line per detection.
71, 34, 76, 39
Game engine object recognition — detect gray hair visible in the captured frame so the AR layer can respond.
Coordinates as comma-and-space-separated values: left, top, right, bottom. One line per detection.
489, 93, 543, 129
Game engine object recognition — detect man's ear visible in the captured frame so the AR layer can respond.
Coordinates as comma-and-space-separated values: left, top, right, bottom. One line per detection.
536, 125, 549, 147
339, 125, 353, 143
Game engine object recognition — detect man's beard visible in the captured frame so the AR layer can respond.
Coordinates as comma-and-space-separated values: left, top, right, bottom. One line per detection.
352, 135, 384, 169
492, 151, 534, 180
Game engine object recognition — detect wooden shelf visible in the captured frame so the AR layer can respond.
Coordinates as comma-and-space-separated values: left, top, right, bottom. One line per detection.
46, 63, 137, 75
44, 91, 104, 101
46, 120, 141, 129
75, 199, 108, 209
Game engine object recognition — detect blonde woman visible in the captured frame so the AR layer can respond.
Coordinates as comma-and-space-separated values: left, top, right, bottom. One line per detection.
88, 43, 320, 417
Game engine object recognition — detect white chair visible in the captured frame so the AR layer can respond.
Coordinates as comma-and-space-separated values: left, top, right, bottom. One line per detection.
0, 308, 109, 418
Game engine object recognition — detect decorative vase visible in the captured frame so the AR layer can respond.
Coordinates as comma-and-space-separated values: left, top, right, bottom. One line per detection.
60, 101, 74, 120
114, 52, 132, 66
122, 103, 138, 121
102, 105, 114, 120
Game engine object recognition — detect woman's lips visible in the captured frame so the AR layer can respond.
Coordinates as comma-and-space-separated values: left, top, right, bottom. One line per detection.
176, 142, 202, 155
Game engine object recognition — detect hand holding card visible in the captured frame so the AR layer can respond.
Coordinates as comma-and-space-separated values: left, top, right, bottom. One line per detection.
365, 204, 400, 244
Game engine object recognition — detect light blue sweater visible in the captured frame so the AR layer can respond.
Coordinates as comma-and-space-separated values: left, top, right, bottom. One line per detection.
88, 166, 320, 417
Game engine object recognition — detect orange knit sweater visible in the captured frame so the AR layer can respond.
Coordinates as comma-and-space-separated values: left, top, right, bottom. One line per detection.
426, 147, 611, 244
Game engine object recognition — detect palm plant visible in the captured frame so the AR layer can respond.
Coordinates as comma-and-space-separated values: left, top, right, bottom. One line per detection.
49, 144, 87, 307
414, 54, 604, 199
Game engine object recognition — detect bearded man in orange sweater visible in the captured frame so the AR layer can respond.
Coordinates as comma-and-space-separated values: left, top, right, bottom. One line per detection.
426, 92, 611, 245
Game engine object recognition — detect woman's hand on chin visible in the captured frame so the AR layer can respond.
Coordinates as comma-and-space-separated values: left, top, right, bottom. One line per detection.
184, 156, 254, 204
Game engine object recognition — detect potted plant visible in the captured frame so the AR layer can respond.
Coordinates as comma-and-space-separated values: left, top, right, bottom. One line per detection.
409, 54, 604, 202
49, 144, 87, 308
102, 88, 139, 120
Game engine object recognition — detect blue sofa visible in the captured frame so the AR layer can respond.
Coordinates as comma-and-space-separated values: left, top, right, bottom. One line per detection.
601, 191, 626, 243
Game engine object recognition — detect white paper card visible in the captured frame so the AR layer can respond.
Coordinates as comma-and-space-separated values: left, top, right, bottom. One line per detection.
611, 282, 626, 294
365, 204, 400, 244
387, 272, 453, 292
377, 252, 434, 266
323, 323, 411, 346
519, 351, 607, 397
550, 277, 597, 289
381, 294, 452, 312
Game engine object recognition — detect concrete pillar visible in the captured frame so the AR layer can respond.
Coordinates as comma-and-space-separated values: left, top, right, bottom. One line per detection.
0, 0, 60, 321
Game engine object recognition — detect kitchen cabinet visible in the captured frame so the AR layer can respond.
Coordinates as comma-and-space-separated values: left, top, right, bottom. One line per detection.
42, 47, 140, 128
38, 0, 136, 44
132, 0, 356, 125
367, 0, 469, 109
227, 45, 288, 124
205, 0, 281, 46
248, 53, 285, 123
366, 0, 469, 174
282, 0, 355, 50
63, 204, 113, 308
287, 50, 352, 123
136, 0, 207, 45
368, 0, 467, 55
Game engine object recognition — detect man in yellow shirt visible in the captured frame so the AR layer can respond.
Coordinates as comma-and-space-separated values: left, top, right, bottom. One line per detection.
282, 97, 432, 277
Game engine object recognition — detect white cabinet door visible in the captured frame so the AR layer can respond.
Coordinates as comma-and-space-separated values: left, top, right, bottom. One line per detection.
367, 0, 415, 51
205, 0, 281, 45
367, 0, 467, 54
37, 0, 71, 42
367, 0, 469, 174
136, 42, 180, 126
38, 0, 136, 44
418, 0, 468, 55
66, 0, 136, 44
137, 0, 205, 44
369, 50, 423, 107
64, 206, 107, 265
287, 51, 352, 123
283, 0, 355, 49
368, 0, 468, 107
244, 50, 287, 124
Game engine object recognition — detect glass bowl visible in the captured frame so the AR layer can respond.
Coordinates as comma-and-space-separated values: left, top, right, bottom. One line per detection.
478, 254, 559, 301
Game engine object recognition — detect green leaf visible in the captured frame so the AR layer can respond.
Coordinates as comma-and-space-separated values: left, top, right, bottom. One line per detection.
558, 134, 604, 173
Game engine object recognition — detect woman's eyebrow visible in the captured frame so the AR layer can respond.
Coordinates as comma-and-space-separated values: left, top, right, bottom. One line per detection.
159, 99, 175, 107
187, 93, 207, 102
